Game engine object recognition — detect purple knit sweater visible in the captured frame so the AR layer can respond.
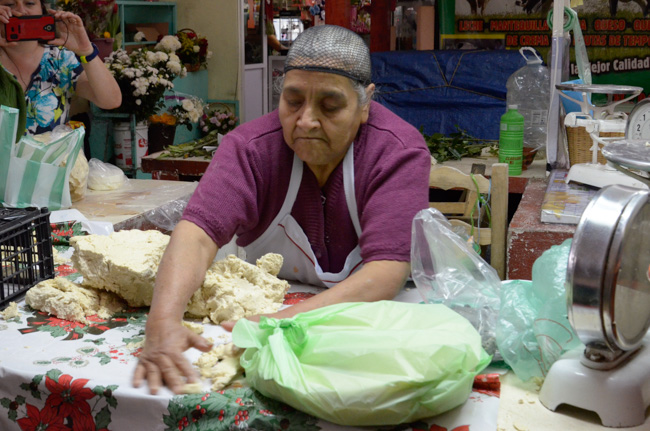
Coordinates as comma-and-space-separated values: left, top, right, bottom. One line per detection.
182, 101, 431, 273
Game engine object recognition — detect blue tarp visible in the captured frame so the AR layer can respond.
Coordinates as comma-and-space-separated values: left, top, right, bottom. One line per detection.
371, 50, 528, 141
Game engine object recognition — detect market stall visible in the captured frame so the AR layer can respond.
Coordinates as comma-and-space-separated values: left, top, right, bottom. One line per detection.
0, 244, 501, 431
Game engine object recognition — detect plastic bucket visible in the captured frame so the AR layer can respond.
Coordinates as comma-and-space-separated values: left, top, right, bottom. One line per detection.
113, 122, 148, 169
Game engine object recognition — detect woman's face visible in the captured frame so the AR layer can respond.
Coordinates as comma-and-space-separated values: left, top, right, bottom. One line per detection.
279, 69, 370, 172
0, 0, 44, 15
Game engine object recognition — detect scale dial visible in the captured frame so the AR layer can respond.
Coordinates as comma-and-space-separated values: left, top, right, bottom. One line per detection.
626, 98, 650, 140
568, 185, 650, 363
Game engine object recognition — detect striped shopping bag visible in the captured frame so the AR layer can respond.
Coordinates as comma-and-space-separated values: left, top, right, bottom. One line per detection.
0, 105, 85, 210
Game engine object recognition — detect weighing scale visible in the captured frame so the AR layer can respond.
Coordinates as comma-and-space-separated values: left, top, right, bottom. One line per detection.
538, 112, 650, 426
556, 83, 648, 190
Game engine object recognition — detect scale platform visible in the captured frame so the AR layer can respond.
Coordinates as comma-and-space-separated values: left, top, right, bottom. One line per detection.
539, 339, 650, 428
556, 83, 645, 189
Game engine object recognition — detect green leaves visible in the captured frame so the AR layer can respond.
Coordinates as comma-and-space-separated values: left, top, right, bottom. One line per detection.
421, 126, 498, 163
157, 131, 220, 160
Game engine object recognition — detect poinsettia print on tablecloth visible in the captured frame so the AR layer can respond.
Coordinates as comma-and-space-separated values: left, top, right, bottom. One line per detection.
50, 221, 86, 246
0, 369, 117, 431
18, 310, 137, 341
163, 387, 319, 431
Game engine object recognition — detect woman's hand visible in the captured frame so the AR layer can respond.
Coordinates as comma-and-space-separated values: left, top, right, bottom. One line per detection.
0, 5, 21, 47
47, 10, 93, 56
133, 317, 213, 395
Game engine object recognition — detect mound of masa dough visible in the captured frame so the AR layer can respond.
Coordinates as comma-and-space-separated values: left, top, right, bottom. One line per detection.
25, 277, 126, 324
67, 230, 289, 324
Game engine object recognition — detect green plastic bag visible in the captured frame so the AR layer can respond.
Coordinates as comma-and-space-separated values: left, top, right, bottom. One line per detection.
232, 301, 490, 426
496, 240, 583, 381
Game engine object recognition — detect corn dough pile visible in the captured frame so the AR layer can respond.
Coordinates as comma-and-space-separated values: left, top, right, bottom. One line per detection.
25, 277, 126, 324
70, 230, 170, 307
36, 230, 290, 324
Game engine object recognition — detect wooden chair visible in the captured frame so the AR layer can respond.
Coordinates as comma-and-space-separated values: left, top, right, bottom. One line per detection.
428, 163, 509, 279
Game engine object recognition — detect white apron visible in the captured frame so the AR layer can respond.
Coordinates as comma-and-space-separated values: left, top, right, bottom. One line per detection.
244, 145, 363, 287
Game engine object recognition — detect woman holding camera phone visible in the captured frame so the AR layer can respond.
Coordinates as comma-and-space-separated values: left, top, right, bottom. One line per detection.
0, 0, 121, 135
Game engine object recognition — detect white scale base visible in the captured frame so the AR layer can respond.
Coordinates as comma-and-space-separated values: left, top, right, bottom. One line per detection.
566, 163, 650, 190
539, 343, 650, 428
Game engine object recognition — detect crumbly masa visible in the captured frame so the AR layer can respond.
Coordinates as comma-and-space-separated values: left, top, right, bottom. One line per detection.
1, 302, 20, 319
52, 247, 69, 265
70, 230, 170, 307
25, 277, 126, 324
182, 320, 204, 335
181, 382, 204, 394
256, 253, 283, 276
70, 230, 289, 323
193, 342, 244, 392
186, 254, 290, 324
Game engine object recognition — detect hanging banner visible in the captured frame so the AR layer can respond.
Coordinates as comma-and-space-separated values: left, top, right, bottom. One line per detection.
454, 0, 650, 100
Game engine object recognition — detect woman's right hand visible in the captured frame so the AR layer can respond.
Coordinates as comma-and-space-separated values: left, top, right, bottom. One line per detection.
132, 316, 213, 395
0, 5, 22, 46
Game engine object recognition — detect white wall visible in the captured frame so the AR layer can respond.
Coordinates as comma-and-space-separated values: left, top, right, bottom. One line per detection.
175, 0, 241, 103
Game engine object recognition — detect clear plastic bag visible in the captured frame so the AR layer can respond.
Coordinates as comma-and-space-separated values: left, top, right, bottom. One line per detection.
411, 208, 501, 357
233, 301, 490, 426
87, 158, 128, 191
495, 239, 583, 382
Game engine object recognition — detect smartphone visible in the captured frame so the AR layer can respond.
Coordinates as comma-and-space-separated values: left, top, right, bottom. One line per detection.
5, 15, 56, 42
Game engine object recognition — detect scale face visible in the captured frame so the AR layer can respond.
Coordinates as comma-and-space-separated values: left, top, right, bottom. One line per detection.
568, 185, 650, 358
626, 98, 650, 140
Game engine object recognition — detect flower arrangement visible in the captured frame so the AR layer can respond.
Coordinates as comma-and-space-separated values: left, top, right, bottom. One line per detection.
104, 36, 187, 122
200, 105, 238, 137
175, 29, 211, 71
56, 0, 120, 40
169, 97, 204, 130
149, 96, 204, 131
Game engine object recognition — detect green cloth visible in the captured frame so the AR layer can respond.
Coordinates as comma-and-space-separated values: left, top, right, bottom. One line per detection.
0, 65, 27, 141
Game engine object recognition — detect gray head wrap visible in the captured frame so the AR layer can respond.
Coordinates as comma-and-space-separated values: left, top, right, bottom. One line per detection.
284, 25, 372, 86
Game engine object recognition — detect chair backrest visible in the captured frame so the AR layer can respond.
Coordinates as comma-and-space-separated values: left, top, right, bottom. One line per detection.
428, 163, 509, 279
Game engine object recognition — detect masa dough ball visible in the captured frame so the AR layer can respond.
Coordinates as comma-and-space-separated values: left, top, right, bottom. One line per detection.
25, 277, 126, 324
70, 230, 170, 307
69, 150, 89, 202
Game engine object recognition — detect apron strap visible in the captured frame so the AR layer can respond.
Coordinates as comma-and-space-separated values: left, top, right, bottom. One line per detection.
342, 144, 362, 237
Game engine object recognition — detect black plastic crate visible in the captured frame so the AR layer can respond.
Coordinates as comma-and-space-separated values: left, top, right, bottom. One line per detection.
1, 207, 54, 308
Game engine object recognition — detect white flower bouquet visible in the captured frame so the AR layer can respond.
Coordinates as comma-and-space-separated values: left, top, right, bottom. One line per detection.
104, 35, 187, 122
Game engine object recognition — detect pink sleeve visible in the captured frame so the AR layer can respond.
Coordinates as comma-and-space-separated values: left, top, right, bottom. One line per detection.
182, 132, 262, 247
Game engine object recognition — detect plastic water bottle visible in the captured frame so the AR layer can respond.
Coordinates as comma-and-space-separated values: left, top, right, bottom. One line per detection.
506, 47, 550, 155
499, 105, 524, 176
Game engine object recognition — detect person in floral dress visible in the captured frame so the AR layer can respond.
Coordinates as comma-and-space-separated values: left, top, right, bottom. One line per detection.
0, 0, 121, 135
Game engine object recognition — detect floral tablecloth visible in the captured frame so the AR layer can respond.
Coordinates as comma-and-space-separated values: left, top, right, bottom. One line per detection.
0, 229, 500, 431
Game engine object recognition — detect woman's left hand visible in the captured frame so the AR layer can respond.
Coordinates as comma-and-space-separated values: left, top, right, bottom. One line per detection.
47, 10, 93, 57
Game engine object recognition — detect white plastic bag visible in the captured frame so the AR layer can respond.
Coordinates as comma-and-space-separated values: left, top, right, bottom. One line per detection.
87, 158, 128, 191
411, 208, 501, 357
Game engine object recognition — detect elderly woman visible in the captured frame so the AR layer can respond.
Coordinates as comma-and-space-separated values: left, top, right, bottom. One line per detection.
133, 25, 431, 394
0, 0, 121, 135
